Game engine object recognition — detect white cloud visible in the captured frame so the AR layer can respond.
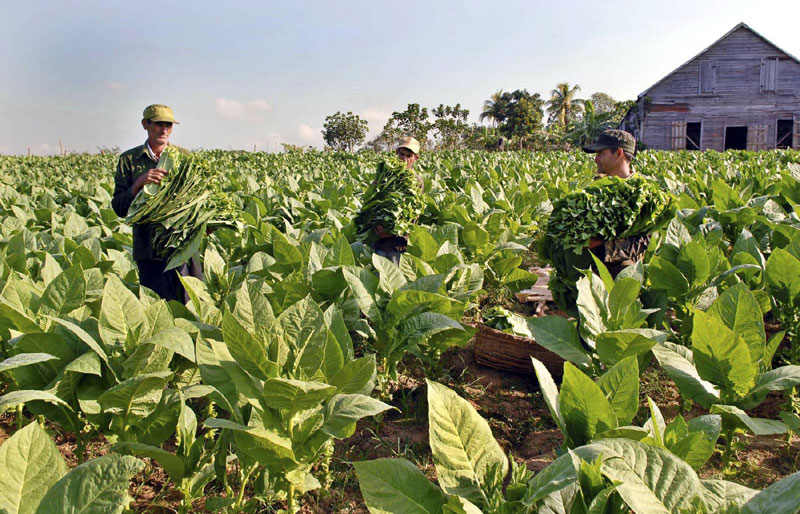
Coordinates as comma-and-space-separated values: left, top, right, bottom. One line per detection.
359, 108, 392, 137
297, 123, 320, 144
215, 98, 273, 121
104, 81, 125, 90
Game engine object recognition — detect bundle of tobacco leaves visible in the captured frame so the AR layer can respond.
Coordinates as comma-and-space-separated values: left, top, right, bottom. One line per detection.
354, 157, 423, 241
127, 148, 227, 270
539, 175, 674, 310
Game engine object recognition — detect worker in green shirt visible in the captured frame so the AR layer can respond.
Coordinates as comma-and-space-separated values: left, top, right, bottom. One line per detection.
582, 129, 650, 277
355, 136, 423, 264
111, 104, 201, 302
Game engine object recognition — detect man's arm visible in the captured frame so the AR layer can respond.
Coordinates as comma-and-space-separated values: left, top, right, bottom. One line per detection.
111, 156, 135, 218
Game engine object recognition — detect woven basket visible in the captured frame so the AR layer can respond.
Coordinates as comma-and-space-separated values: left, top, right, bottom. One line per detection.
472, 323, 564, 378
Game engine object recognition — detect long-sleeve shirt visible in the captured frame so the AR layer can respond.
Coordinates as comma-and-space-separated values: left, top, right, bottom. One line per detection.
111, 144, 161, 261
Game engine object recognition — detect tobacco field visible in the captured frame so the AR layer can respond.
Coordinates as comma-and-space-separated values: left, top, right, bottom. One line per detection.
0, 149, 799, 513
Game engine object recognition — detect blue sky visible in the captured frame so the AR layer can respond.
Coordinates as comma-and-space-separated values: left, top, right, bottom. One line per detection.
1, 0, 799, 154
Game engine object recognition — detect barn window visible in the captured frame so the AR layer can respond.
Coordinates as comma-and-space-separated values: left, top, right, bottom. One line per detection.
761, 57, 779, 92
777, 119, 793, 148
686, 122, 701, 150
699, 61, 716, 94
725, 126, 748, 150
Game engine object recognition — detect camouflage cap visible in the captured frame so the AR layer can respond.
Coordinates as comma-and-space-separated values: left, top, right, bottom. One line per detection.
582, 129, 635, 155
397, 136, 420, 155
142, 104, 179, 124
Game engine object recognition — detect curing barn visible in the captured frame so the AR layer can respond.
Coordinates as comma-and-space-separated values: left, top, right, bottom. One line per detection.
620, 23, 800, 151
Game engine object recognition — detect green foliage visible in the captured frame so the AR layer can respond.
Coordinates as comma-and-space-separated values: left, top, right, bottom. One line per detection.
354, 158, 423, 239
322, 111, 369, 152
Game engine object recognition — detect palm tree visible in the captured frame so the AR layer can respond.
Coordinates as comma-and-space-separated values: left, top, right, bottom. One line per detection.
546, 83, 583, 127
565, 100, 614, 147
479, 90, 507, 127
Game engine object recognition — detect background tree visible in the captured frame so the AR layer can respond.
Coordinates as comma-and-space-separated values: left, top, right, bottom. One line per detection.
546, 82, 583, 127
479, 90, 508, 127
432, 103, 470, 149
565, 99, 614, 147
498, 90, 545, 148
589, 92, 617, 114
382, 103, 432, 149
321, 111, 368, 152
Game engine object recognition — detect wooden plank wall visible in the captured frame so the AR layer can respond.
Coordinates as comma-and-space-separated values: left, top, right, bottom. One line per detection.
639, 26, 800, 150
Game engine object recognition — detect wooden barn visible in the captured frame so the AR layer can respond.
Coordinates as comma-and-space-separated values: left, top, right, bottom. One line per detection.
620, 23, 800, 151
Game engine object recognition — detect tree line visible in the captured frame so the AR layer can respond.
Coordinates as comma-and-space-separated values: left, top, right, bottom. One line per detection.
320, 83, 634, 152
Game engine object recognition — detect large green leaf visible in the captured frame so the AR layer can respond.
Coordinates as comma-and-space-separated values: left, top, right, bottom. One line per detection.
373, 253, 408, 295
559, 363, 617, 446
691, 311, 756, 400
701, 479, 757, 511
112, 442, 185, 482
745, 366, 800, 406
98, 371, 172, 420
47, 317, 117, 382
329, 355, 376, 395
204, 418, 295, 465
261, 377, 336, 411
276, 297, 329, 379
531, 357, 563, 432
322, 394, 393, 438
0, 390, 73, 415
427, 379, 507, 504
353, 458, 446, 514
596, 356, 639, 426
651, 343, 719, 408
97, 275, 147, 348
0, 353, 59, 374
709, 404, 787, 435
221, 311, 274, 380
37, 267, 86, 317
707, 283, 765, 367
647, 256, 690, 298
765, 248, 800, 305
34, 454, 144, 514
595, 329, 661, 367
0, 422, 68, 514
575, 438, 707, 513
523, 316, 591, 369
741, 470, 800, 513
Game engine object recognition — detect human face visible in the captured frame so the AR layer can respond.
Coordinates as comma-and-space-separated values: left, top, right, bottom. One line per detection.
142, 120, 173, 148
396, 147, 418, 168
594, 147, 626, 177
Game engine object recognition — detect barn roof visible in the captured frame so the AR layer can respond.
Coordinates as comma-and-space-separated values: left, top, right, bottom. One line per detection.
635, 22, 800, 100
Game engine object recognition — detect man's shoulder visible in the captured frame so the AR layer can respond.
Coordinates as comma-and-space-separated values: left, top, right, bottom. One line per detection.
119, 144, 146, 161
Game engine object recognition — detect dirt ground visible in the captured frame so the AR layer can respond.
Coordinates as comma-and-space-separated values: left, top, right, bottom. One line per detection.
1, 293, 798, 512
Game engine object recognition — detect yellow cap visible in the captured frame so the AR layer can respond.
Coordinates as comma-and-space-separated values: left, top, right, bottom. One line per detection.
397, 136, 420, 155
142, 104, 179, 124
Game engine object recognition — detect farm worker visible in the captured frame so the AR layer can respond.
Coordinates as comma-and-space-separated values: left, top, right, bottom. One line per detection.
111, 104, 202, 302
581, 129, 651, 277
357, 136, 423, 264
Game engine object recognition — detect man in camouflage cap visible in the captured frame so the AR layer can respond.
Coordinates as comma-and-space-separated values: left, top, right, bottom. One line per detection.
582, 129, 636, 179
581, 129, 650, 277
111, 104, 201, 302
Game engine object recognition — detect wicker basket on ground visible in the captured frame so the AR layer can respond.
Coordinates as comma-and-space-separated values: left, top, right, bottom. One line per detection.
472, 322, 564, 378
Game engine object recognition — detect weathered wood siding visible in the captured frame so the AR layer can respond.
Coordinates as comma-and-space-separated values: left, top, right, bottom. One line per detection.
635, 26, 800, 150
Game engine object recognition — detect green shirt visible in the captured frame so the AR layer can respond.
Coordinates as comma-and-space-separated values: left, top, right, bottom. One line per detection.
111, 143, 184, 261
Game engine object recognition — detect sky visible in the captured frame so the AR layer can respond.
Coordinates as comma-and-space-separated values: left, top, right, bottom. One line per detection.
1, 0, 799, 155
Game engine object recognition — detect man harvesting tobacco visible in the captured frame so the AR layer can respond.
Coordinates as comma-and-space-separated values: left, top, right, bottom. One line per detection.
540, 129, 673, 311
111, 104, 202, 302
354, 136, 424, 264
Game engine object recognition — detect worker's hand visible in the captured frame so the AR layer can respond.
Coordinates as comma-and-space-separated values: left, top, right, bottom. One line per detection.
588, 238, 604, 249
133, 168, 168, 194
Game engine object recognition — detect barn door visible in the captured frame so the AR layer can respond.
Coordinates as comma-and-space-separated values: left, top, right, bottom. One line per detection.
747, 124, 768, 151
671, 121, 686, 150
795, 114, 800, 149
